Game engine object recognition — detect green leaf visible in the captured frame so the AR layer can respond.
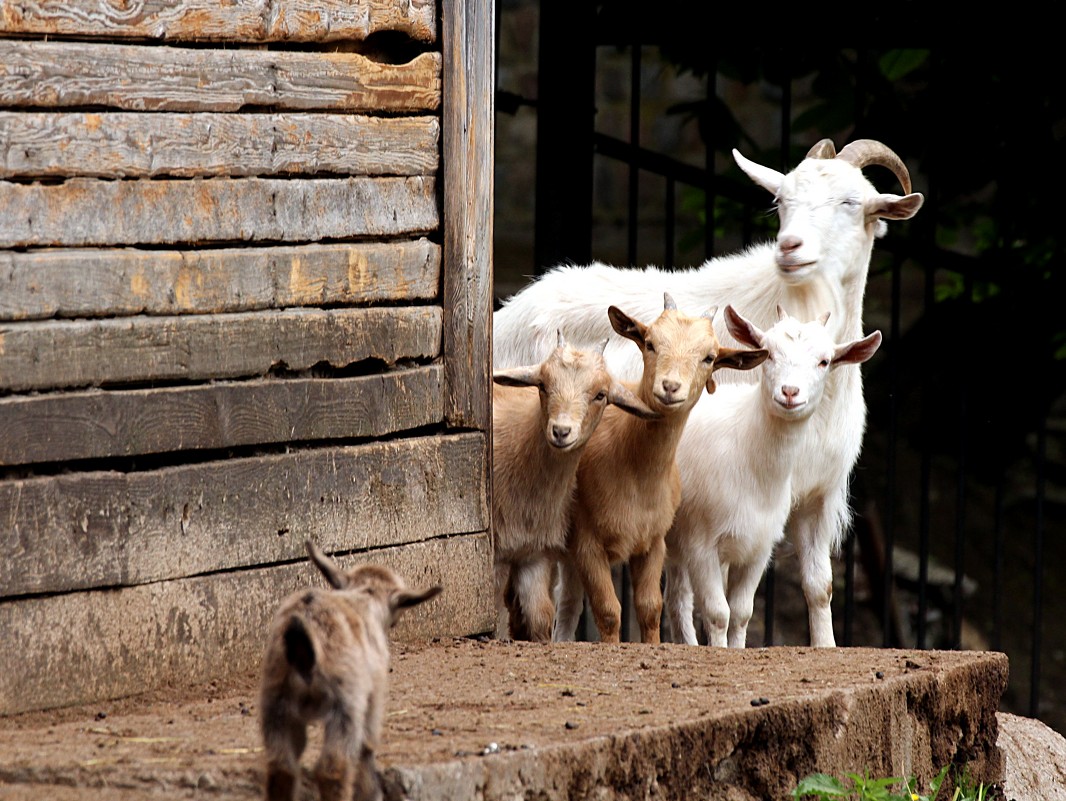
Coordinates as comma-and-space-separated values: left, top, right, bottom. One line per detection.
878, 49, 930, 81
793, 773, 849, 798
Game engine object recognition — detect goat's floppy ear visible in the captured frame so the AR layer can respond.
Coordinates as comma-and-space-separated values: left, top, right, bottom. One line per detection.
831, 330, 882, 368
732, 148, 784, 196
707, 347, 769, 392
724, 305, 765, 349
866, 192, 924, 221
305, 539, 347, 590
493, 365, 542, 388
608, 306, 647, 347
389, 585, 443, 625
607, 381, 661, 420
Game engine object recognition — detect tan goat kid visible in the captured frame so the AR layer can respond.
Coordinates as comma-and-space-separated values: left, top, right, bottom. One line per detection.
553, 293, 767, 643
492, 332, 658, 641
259, 540, 442, 801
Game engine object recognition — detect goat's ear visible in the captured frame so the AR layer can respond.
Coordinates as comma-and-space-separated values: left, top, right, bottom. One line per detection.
832, 330, 882, 367
724, 305, 764, 349
305, 540, 347, 590
714, 347, 769, 374
732, 148, 784, 196
608, 306, 647, 346
493, 365, 541, 389
866, 192, 924, 221
389, 585, 443, 621
607, 381, 661, 420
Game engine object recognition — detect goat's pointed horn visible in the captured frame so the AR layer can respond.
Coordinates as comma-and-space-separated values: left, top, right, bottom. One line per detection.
663, 292, 677, 311
819, 311, 831, 326
806, 138, 837, 159
702, 305, 719, 322
836, 139, 913, 194
599, 337, 609, 354
776, 304, 788, 321
556, 328, 566, 348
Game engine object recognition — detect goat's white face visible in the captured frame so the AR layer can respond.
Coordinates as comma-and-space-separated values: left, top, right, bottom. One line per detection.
725, 305, 883, 421
758, 316, 840, 420
733, 147, 925, 286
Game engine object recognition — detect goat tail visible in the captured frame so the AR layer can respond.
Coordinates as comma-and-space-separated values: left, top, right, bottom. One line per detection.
282, 616, 316, 683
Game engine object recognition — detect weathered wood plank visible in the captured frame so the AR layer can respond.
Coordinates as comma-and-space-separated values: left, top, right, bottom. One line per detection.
0, 533, 493, 715
442, 0, 493, 432
0, 240, 441, 321
0, 176, 437, 248
0, 42, 441, 112
0, 366, 443, 466
0, 306, 443, 392
0, 112, 439, 179
0, 433, 488, 597
0, 0, 437, 42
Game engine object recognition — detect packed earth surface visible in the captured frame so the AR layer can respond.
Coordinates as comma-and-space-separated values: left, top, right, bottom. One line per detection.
0, 638, 1013, 800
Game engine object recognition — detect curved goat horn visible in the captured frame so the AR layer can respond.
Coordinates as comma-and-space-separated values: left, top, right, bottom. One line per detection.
835, 139, 913, 194
806, 138, 837, 159
663, 292, 677, 311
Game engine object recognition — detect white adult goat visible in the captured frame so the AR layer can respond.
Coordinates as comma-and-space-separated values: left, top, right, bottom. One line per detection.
492, 332, 657, 642
665, 305, 882, 649
494, 138, 923, 646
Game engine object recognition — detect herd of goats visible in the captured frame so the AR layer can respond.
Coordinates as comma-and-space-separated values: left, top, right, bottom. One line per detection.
256, 139, 925, 800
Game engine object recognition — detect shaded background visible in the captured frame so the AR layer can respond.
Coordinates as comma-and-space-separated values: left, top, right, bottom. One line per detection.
491, 3, 1066, 734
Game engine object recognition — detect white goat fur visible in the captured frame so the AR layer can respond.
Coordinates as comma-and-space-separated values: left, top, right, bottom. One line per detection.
665, 305, 882, 649
495, 139, 924, 646
552, 294, 766, 644
259, 540, 442, 801
491, 333, 656, 642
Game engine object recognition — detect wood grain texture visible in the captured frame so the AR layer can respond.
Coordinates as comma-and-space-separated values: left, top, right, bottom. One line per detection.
0, 0, 437, 42
0, 176, 437, 248
0, 533, 493, 715
0, 112, 439, 179
0, 306, 443, 392
0, 433, 488, 597
0, 240, 440, 321
441, 0, 493, 431
0, 42, 441, 112
0, 366, 443, 466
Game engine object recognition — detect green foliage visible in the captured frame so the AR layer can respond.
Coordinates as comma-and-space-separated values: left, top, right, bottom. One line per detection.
793, 764, 995, 801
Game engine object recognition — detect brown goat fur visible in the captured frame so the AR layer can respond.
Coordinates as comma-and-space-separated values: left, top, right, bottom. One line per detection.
259, 540, 442, 801
554, 293, 766, 644
492, 333, 657, 642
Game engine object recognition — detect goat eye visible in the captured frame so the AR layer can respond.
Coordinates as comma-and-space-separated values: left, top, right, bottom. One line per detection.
703, 354, 715, 364
645, 342, 655, 353
593, 391, 607, 402
819, 359, 830, 368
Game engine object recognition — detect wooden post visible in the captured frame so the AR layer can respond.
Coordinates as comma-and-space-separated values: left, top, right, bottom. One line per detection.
441, 0, 494, 432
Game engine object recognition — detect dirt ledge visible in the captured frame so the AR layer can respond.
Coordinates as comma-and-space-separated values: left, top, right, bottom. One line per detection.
0, 640, 1008, 801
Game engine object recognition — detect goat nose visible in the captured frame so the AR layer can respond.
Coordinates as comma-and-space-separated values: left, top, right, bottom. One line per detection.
779, 235, 802, 253
782, 385, 800, 398
552, 424, 571, 441
661, 379, 681, 394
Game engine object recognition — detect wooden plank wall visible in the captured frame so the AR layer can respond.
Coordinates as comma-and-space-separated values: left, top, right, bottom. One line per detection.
0, 0, 495, 715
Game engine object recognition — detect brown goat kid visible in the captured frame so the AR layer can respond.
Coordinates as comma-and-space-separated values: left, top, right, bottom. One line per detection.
492, 332, 658, 641
553, 293, 767, 644
259, 540, 442, 801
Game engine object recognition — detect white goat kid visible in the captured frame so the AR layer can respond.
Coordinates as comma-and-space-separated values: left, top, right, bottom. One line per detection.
492, 332, 657, 642
665, 305, 882, 648
553, 293, 767, 644
259, 540, 442, 801
494, 139, 923, 646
